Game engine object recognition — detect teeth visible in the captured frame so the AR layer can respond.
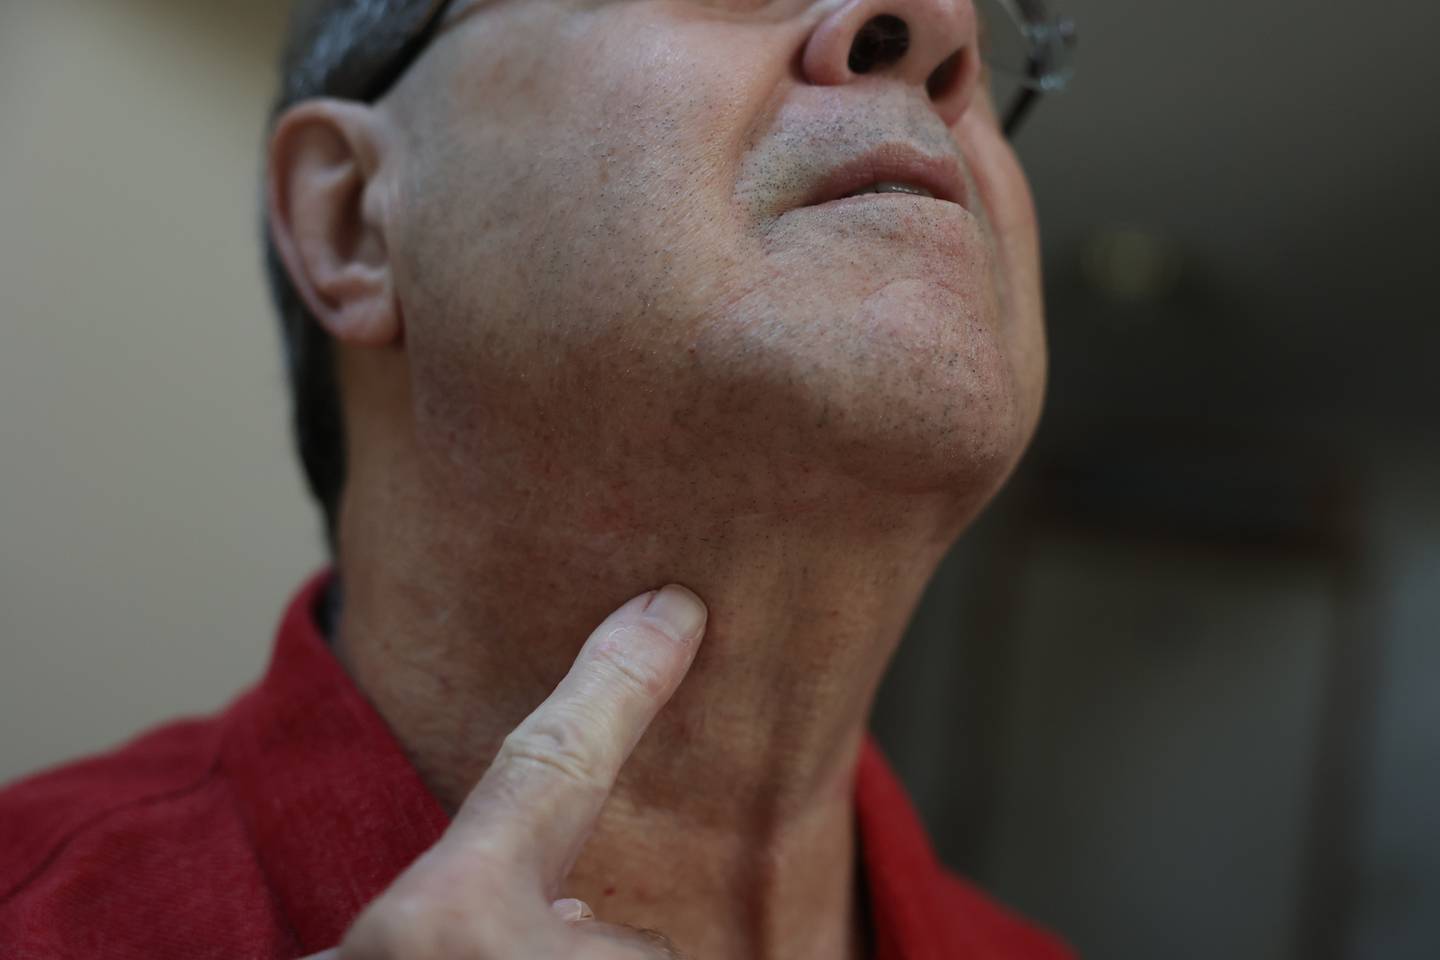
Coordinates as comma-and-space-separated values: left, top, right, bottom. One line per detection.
842, 180, 935, 199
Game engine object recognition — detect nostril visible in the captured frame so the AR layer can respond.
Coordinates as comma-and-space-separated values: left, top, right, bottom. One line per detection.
925, 49, 965, 100
848, 15, 909, 75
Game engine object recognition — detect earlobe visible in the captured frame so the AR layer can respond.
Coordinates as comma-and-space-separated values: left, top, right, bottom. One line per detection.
267, 100, 401, 346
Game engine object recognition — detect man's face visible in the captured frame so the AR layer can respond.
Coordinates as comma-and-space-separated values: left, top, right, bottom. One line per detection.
382, 0, 1046, 525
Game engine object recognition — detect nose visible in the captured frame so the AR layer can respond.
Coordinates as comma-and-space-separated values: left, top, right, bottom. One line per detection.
801, 0, 982, 127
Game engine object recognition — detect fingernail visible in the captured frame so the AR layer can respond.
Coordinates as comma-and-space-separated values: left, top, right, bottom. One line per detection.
644, 584, 707, 642
551, 898, 595, 922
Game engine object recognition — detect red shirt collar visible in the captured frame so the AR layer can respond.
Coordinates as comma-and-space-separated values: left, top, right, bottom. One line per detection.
219, 572, 449, 949
218, 573, 1065, 959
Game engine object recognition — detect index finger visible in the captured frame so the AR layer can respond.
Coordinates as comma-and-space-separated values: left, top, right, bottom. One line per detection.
450, 584, 707, 891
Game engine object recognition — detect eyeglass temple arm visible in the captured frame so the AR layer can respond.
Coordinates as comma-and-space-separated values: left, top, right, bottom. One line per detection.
362, 0, 456, 102
1002, 55, 1045, 138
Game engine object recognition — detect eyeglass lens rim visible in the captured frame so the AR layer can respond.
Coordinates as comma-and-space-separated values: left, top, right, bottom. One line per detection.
365, 0, 1072, 138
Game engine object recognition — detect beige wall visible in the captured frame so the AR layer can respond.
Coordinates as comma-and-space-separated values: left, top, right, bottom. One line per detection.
0, 0, 323, 784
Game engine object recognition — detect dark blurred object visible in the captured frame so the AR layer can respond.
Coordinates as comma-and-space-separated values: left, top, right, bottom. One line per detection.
874, 1, 1440, 957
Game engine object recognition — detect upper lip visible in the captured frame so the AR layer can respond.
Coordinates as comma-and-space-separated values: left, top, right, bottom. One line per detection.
800, 143, 968, 210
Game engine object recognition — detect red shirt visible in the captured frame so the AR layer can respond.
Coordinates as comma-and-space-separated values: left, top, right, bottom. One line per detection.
0, 575, 1071, 959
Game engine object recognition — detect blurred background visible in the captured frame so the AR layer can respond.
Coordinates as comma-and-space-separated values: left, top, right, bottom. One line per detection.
1, 1, 1435, 958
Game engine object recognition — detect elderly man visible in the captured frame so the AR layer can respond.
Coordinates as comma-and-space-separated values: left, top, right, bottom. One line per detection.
0, 0, 1075, 956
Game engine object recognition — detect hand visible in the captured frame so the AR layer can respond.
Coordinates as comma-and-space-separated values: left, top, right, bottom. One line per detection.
305, 585, 709, 960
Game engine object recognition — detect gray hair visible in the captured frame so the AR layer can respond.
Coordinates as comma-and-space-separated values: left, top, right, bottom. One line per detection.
263, 0, 448, 550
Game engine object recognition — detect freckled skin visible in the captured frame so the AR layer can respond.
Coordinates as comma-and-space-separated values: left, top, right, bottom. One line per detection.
329, 0, 1046, 958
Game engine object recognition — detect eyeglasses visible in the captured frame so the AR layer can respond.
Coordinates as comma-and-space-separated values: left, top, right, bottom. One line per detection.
362, 0, 1076, 138
978, 0, 1077, 136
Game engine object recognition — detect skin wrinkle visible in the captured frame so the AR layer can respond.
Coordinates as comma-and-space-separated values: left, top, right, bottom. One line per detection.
309, 0, 1047, 957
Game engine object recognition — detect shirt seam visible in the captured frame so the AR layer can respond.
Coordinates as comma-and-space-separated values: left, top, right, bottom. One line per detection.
0, 752, 224, 908
216, 715, 309, 954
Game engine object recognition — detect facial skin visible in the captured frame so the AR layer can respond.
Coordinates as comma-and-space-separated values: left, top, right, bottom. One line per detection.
267, 0, 1045, 956
394, 0, 1044, 517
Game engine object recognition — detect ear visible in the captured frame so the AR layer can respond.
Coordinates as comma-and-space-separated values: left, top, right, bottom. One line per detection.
266, 100, 400, 346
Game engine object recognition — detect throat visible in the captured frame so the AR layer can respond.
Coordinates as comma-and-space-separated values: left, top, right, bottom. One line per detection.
561, 732, 874, 960
330, 467, 959, 958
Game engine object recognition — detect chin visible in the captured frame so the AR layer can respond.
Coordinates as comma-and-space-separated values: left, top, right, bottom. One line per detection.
685, 304, 1038, 515
723, 266, 1042, 494
816, 366, 1034, 503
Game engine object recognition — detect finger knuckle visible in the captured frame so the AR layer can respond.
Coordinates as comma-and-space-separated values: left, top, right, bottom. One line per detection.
590, 625, 675, 699
344, 893, 446, 959
346, 887, 505, 960
629, 926, 688, 959
499, 712, 610, 796
583, 926, 686, 960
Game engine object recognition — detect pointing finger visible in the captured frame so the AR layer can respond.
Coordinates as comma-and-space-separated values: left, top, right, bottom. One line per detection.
451, 584, 707, 890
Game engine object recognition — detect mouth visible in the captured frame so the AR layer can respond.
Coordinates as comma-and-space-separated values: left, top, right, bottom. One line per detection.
839, 181, 937, 199
800, 144, 968, 211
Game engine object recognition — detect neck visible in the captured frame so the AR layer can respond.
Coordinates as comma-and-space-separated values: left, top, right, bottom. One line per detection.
332, 387, 973, 959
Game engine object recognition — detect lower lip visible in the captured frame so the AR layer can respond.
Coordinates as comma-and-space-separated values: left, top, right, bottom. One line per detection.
799, 192, 971, 216
772, 192, 979, 249
824, 192, 948, 206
